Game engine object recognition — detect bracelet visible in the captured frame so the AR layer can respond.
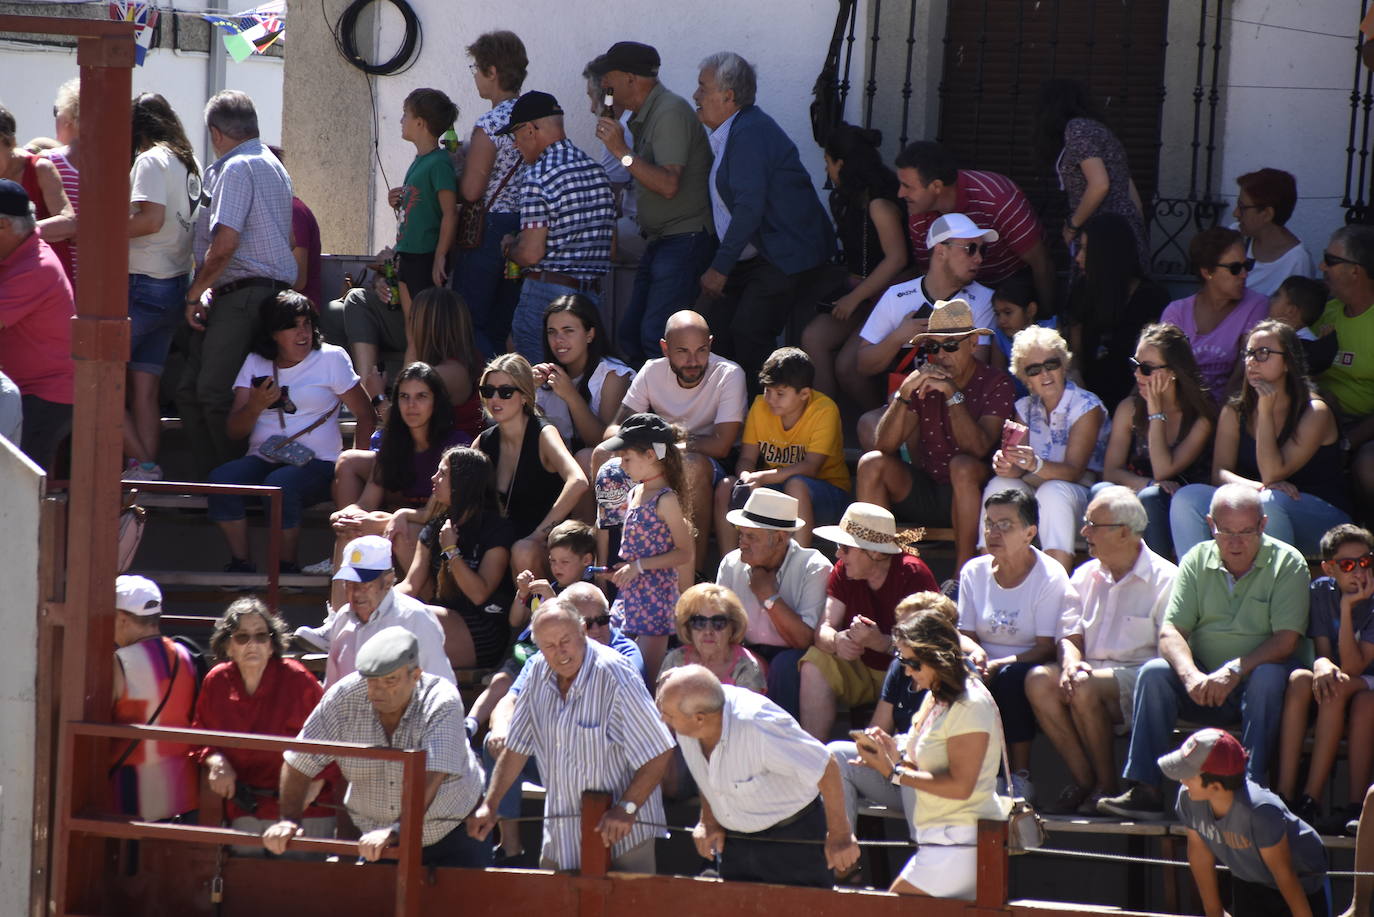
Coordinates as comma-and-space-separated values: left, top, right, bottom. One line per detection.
1066, 218, 1082, 233
1147, 412, 1167, 423
634, 559, 644, 576
893, 392, 910, 406
1031, 454, 1044, 475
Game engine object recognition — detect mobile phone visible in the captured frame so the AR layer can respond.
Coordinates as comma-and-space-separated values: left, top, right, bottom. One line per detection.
848, 729, 878, 753
251, 375, 270, 388
816, 300, 836, 314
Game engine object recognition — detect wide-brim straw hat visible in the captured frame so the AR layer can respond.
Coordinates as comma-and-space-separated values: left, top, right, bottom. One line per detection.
814, 502, 924, 555
725, 488, 805, 532
910, 298, 994, 343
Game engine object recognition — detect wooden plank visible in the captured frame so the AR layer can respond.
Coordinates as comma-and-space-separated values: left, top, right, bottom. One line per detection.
1042, 815, 1169, 837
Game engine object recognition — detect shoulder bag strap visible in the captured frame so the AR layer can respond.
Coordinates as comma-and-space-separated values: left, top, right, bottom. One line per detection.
108, 645, 182, 777
480, 160, 522, 215
274, 402, 341, 447
272, 363, 286, 430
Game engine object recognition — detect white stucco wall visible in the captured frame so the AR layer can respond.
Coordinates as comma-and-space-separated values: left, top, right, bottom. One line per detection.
364, 0, 846, 252
0, 437, 43, 908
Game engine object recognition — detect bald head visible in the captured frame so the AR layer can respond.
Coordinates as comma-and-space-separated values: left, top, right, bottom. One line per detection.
657, 664, 726, 716
663, 310, 710, 342
1210, 483, 1264, 522
531, 597, 583, 634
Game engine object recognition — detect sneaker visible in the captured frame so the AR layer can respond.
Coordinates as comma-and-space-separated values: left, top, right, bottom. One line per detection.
278, 560, 301, 575
1097, 783, 1165, 820
1348, 813, 1363, 837
223, 557, 257, 574
1078, 792, 1108, 816
301, 557, 335, 576
293, 603, 337, 652
1011, 770, 1035, 804
1317, 802, 1363, 836
1292, 794, 1321, 827
939, 578, 959, 601
123, 459, 163, 481
1042, 783, 1090, 815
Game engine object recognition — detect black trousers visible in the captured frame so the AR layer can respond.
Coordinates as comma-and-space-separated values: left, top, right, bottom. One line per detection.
1230, 875, 1327, 917
706, 258, 832, 391
718, 796, 831, 888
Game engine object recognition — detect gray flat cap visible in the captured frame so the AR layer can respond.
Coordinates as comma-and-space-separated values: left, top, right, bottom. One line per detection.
356, 626, 419, 677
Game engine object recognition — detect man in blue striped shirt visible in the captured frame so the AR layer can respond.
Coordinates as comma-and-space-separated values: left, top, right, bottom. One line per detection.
498, 91, 616, 363
468, 599, 673, 871
658, 665, 860, 886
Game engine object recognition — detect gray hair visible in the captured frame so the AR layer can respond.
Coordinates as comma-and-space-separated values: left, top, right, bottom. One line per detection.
1210, 482, 1264, 520
559, 581, 608, 615
1090, 485, 1148, 536
1009, 325, 1073, 379
0, 203, 36, 237
1331, 224, 1374, 278
204, 90, 259, 141
699, 52, 756, 108
657, 664, 726, 715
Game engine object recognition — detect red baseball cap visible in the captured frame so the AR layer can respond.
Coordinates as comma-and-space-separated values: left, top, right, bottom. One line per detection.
1158, 728, 1248, 780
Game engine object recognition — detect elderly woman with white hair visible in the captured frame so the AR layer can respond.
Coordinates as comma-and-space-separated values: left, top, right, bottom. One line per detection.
982, 325, 1111, 572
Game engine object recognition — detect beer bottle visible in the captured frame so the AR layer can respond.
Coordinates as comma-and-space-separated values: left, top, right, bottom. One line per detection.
601, 88, 615, 118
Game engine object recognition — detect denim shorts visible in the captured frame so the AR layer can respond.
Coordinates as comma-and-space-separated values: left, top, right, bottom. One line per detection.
129, 273, 188, 375
788, 476, 850, 526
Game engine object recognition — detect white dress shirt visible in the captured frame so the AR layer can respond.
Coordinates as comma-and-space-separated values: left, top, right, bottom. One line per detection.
1062, 542, 1177, 665
707, 111, 757, 261
325, 588, 456, 688
716, 540, 833, 646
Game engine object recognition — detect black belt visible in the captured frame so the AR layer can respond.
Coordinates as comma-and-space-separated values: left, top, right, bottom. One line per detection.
214, 277, 292, 297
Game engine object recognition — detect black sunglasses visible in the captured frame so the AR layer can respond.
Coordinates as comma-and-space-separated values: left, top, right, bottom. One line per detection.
1129, 357, 1168, 376
231, 631, 272, 645
582, 613, 612, 629
1023, 358, 1063, 378
1332, 553, 1374, 574
1324, 250, 1360, 269
1213, 258, 1255, 276
892, 650, 921, 672
688, 614, 730, 632
918, 340, 964, 355
479, 384, 520, 400
941, 240, 988, 257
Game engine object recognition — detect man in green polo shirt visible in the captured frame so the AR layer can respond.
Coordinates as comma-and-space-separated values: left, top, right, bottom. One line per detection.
592, 40, 715, 364
1098, 483, 1309, 819
1319, 224, 1374, 520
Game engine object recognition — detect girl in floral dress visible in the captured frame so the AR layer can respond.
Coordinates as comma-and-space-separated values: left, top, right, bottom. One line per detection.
603, 413, 694, 682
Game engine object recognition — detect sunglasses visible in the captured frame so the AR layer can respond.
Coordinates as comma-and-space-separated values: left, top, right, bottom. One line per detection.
1129, 357, 1168, 376
892, 651, 922, 673
1243, 346, 1286, 363
1213, 258, 1256, 276
582, 613, 612, 629
479, 384, 520, 400
1023, 358, 1063, 378
1332, 553, 1374, 574
941, 240, 988, 257
1324, 250, 1360, 269
688, 614, 730, 632
918, 340, 964, 355
231, 631, 272, 646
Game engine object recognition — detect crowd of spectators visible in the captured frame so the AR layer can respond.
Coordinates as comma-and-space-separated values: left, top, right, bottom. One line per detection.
13, 27, 1373, 911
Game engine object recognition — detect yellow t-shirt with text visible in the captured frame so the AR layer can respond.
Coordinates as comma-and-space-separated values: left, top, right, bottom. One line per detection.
742, 391, 851, 492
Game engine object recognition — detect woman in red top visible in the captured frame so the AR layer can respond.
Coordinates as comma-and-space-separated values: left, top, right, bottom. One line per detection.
0, 104, 75, 273
194, 597, 336, 849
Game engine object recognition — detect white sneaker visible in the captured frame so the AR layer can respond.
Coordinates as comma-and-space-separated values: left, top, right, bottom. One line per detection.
301, 557, 334, 576
123, 461, 163, 481
293, 603, 337, 652
1011, 770, 1035, 804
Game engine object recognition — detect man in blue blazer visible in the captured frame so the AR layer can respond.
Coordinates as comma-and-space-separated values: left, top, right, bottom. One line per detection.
694, 52, 837, 387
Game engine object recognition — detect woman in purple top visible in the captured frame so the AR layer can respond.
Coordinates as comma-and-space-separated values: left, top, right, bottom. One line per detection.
1160, 227, 1269, 406
323, 363, 469, 595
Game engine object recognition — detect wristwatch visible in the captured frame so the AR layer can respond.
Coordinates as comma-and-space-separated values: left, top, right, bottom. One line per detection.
1224, 658, 1242, 677
761, 593, 782, 612
619, 800, 639, 816
889, 765, 910, 786
946, 391, 965, 406
620, 153, 635, 168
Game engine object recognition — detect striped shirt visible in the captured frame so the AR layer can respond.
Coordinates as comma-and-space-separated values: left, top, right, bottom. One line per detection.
47, 147, 80, 275
906, 170, 1044, 284
325, 588, 456, 689
519, 138, 615, 279
193, 138, 296, 286
507, 639, 674, 869
285, 671, 483, 846
677, 685, 829, 833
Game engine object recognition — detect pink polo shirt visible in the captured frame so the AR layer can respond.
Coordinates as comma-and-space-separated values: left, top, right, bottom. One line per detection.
0, 232, 75, 404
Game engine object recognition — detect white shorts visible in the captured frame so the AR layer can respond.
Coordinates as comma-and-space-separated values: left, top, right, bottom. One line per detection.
897, 824, 979, 899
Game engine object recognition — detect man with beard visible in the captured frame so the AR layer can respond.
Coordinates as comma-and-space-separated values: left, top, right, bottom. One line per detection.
594, 309, 747, 569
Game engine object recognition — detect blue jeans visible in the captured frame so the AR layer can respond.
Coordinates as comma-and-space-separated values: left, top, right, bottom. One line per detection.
616, 230, 716, 364
128, 273, 188, 375
1122, 656, 1292, 787
452, 210, 521, 357
746, 644, 804, 718
1092, 480, 1175, 559
511, 278, 602, 365
206, 455, 334, 530
482, 744, 541, 820
1171, 482, 1349, 558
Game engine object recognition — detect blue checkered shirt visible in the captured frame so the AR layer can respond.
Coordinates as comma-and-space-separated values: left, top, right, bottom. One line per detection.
193, 138, 296, 285
285, 671, 483, 846
519, 138, 615, 279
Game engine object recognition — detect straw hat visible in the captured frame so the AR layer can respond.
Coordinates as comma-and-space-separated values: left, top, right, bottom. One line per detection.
814, 503, 924, 555
725, 489, 805, 532
910, 298, 994, 343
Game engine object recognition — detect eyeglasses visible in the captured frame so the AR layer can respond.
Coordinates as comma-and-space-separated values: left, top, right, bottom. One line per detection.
892, 651, 922, 673
582, 613, 612, 629
1023, 358, 1063, 378
941, 240, 988, 257
1332, 554, 1374, 574
983, 518, 1021, 533
1324, 251, 1360, 269
1129, 357, 1168, 376
918, 340, 965, 356
1082, 520, 1127, 530
1212, 526, 1261, 540
1243, 347, 1286, 363
1234, 201, 1267, 212
479, 384, 520, 400
688, 614, 731, 632
231, 631, 272, 646
1214, 258, 1256, 276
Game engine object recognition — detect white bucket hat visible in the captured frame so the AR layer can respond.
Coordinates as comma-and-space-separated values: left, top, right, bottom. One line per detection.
726, 489, 805, 532
814, 503, 924, 555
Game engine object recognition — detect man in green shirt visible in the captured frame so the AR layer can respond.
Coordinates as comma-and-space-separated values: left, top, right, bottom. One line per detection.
1319, 224, 1374, 519
1098, 484, 1309, 819
592, 41, 715, 364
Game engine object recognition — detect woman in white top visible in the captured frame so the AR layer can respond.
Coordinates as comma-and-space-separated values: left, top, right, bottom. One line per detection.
983, 324, 1110, 572
960, 488, 1075, 800
124, 93, 201, 481
1232, 168, 1315, 296
208, 292, 374, 574
853, 594, 1006, 900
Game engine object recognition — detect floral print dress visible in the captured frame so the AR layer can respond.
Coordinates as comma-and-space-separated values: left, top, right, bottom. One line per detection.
610, 487, 679, 637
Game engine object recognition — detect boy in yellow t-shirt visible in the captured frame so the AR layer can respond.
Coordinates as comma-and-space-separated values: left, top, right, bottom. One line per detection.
714, 347, 852, 551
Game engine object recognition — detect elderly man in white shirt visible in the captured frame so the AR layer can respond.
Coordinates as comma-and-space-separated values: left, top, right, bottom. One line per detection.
322, 535, 456, 688
1025, 486, 1176, 815
715, 489, 832, 716
657, 665, 860, 887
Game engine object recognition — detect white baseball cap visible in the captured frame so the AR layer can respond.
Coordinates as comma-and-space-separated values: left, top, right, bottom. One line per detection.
926, 212, 999, 247
115, 575, 163, 615
333, 535, 393, 583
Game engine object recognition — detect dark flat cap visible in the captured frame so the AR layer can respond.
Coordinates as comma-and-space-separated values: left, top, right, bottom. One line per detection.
496, 91, 564, 135
590, 41, 660, 78
356, 626, 419, 677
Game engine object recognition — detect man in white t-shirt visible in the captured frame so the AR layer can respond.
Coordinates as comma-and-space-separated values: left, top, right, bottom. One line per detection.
596, 309, 747, 569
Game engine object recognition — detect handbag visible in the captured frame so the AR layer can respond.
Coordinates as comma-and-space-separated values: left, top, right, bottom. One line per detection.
258, 365, 340, 467
988, 683, 1047, 854
455, 159, 521, 250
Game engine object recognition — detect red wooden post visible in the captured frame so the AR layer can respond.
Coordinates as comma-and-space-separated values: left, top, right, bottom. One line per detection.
580, 792, 612, 878
974, 818, 1010, 912
394, 748, 427, 917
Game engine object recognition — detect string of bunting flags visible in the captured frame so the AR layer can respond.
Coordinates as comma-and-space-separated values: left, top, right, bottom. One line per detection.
101, 0, 285, 65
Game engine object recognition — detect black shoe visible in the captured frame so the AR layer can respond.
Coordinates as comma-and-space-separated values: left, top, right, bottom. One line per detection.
1097, 783, 1165, 820
223, 557, 257, 574
278, 560, 301, 575
1292, 794, 1322, 827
